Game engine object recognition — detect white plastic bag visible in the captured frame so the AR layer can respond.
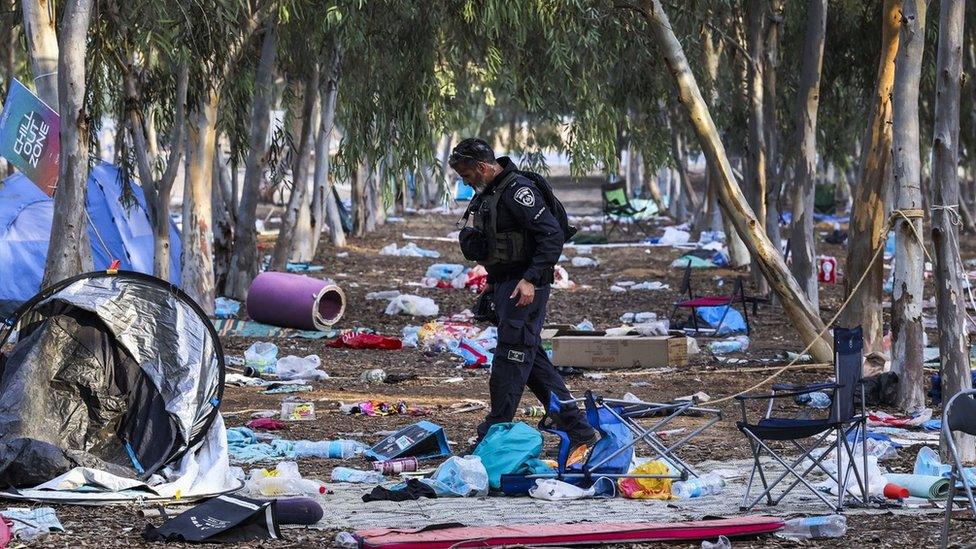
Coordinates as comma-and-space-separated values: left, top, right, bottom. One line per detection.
422, 455, 488, 497
385, 294, 439, 316
244, 342, 278, 371
276, 355, 328, 381
528, 478, 595, 501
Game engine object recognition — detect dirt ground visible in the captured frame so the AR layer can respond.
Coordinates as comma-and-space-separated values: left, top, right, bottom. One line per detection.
35, 192, 976, 548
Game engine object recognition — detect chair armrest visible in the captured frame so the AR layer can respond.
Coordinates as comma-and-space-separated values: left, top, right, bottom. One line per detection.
735, 382, 843, 401
771, 382, 837, 394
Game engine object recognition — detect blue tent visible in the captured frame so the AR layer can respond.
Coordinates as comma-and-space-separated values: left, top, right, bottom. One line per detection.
0, 162, 181, 316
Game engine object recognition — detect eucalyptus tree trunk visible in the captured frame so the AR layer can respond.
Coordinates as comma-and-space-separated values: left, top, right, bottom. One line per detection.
667, 108, 700, 218
226, 19, 277, 300
311, 43, 344, 251
20, 0, 57, 107
787, 0, 827, 309
212, 147, 234, 293
840, 0, 901, 359
890, 0, 927, 412
291, 91, 320, 262
270, 64, 320, 271
931, 0, 973, 461
745, 0, 769, 296
763, 0, 784, 249
41, 0, 93, 287
640, 156, 668, 214
702, 24, 748, 265
373, 158, 388, 226
364, 156, 379, 233
643, 0, 832, 363
351, 165, 367, 236
152, 65, 187, 280
438, 134, 454, 204
183, 93, 219, 314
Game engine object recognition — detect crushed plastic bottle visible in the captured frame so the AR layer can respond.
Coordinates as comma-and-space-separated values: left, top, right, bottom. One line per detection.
701, 535, 731, 549
671, 473, 726, 499
777, 515, 847, 539
254, 476, 326, 496
335, 532, 359, 548
708, 336, 750, 354
331, 467, 385, 484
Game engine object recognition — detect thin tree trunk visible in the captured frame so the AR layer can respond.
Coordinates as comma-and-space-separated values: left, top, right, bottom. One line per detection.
42, 0, 93, 287
20, 0, 58, 107
212, 147, 234, 294
438, 134, 454, 205
764, 0, 784, 251
311, 42, 343, 252
890, 0, 927, 412
364, 157, 378, 233
226, 18, 277, 299
270, 64, 320, 271
641, 156, 669, 215
643, 0, 832, 363
787, 0, 827, 309
351, 165, 366, 235
702, 24, 749, 266
182, 93, 219, 314
291, 90, 320, 262
746, 0, 769, 296
667, 107, 700, 217
840, 0, 901, 360
931, 0, 973, 461
152, 64, 187, 281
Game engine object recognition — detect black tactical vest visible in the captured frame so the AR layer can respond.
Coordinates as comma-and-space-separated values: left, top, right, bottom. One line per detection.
472, 172, 532, 267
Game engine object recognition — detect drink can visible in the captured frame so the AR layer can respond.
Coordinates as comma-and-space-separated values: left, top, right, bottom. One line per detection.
373, 456, 419, 474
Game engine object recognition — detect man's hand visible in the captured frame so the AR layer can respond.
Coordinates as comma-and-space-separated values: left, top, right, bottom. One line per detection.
510, 279, 535, 307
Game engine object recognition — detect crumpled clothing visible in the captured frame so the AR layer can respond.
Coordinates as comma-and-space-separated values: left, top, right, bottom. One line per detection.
246, 418, 286, 431
328, 332, 402, 350
362, 479, 437, 502
0, 507, 64, 540
339, 400, 429, 417
618, 460, 672, 500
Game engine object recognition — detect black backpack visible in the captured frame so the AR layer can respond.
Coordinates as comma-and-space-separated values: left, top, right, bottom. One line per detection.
516, 170, 577, 242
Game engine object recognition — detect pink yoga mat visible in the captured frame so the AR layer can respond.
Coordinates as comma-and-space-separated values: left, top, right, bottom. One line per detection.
355, 516, 785, 548
246, 272, 345, 330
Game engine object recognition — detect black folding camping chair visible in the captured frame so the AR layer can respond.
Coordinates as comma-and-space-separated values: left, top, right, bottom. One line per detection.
735, 327, 868, 511
939, 389, 976, 548
602, 181, 650, 238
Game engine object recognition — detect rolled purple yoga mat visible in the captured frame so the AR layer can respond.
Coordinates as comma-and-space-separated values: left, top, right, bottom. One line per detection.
246, 272, 346, 330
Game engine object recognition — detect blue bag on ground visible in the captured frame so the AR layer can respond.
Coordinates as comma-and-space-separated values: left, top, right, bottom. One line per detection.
697, 305, 747, 335
474, 422, 544, 489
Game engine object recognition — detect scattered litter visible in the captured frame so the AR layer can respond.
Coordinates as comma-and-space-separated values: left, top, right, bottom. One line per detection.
331, 467, 385, 484
340, 400, 430, 417
213, 318, 339, 339
262, 384, 312, 394
701, 535, 731, 549
214, 297, 241, 318
244, 342, 279, 374
245, 462, 326, 496
360, 368, 387, 383
380, 242, 440, 258
658, 226, 691, 246
276, 354, 329, 380
570, 256, 598, 268
329, 332, 402, 350
552, 265, 576, 289
0, 507, 63, 541
708, 336, 750, 354
374, 457, 420, 474
385, 294, 439, 316
795, 391, 831, 408
281, 399, 316, 421
366, 290, 400, 300
246, 418, 286, 430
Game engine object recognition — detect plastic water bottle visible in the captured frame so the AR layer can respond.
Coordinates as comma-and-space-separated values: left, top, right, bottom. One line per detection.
708, 337, 749, 355
779, 515, 847, 539
701, 535, 731, 549
254, 477, 326, 496
522, 405, 546, 417
291, 440, 366, 459
331, 467, 385, 484
672, 473, 726, 499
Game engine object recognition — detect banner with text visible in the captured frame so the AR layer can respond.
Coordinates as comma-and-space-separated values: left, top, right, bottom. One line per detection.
0, 79, 59, 195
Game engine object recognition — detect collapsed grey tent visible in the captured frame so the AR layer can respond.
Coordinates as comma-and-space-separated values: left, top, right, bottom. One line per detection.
0, 271, 224, 487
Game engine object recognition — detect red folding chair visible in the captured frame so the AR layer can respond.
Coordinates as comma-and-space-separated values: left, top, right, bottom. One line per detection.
668, 262, 753, 335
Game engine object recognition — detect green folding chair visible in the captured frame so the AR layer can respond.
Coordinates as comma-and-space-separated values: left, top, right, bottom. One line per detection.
602, 181, 649, 238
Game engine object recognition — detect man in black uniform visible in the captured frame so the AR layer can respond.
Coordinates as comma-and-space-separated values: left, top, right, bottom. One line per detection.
450, 138, 597, 449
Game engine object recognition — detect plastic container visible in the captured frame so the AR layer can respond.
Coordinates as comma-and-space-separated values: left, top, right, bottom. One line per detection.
779, 515, 847, 539
244, 342, 278, 373
254, 477, 326, 496
373, 457, 419, 474
883, 483, 909, 499
671, 473, 726, 499
331, 467, 385, 484
701, 535, 731, 549
291, 440, 366, 459
708, 336, 750, 355
281, 400, 316, 421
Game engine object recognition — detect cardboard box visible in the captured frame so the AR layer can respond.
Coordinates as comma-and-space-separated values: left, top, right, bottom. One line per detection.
551, 335, 688, 369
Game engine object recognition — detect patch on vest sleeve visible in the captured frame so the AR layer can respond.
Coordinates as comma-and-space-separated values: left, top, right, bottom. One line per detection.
507, 349, 526, 363
514, 187, 535, 208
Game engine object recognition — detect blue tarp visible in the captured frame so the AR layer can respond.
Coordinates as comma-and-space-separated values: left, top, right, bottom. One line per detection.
0, 162, 181, 316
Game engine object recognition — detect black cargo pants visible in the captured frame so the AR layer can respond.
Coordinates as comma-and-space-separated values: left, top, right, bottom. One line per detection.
475, 277, 595, 442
